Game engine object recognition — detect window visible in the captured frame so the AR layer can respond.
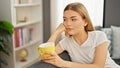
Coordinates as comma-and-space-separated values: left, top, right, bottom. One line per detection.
51, 0, 104, 32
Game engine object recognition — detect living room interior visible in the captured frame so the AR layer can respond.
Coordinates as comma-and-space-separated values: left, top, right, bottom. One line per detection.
0, 0, 120, 68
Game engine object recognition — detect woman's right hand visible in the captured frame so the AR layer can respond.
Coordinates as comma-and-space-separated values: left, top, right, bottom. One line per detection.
47, 23, 66, 42
55, 23, 69, 37
54, 23, 66, 35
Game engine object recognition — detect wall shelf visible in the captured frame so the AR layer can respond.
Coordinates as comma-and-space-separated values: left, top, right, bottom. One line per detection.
14, 20, 41, 28
14, 3, 40, 7
15, 39, 41, 51
0, 0, 43, 68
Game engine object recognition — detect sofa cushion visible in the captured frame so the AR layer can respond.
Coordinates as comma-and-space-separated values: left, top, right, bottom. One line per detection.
59, 51, 71, 61
101, 28, 112, 56
111, 26, 120, 59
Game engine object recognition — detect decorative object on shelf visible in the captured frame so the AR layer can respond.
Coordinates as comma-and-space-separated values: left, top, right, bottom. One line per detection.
17, 16, 29, 23
24, 16, 29, 22
19, 49, 28, 62
0, 20, 14, 66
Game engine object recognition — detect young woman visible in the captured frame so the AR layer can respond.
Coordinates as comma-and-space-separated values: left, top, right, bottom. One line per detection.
42, 2, 120, 68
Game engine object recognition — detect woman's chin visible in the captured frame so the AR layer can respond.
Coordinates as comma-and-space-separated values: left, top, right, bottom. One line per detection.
68, 32, 74, 35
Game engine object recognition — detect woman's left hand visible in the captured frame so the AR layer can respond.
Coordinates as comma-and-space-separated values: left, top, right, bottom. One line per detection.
43, 52, 66, 67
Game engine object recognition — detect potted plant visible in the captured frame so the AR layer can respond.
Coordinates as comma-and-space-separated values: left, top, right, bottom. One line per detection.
0, 20, 14, 67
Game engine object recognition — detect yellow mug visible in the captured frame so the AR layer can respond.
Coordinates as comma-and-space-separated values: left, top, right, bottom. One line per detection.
38, 42, 55, 58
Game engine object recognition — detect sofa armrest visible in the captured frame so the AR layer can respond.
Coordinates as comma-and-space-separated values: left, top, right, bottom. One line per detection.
113, 59, 120, 65
59, 51, 71, 61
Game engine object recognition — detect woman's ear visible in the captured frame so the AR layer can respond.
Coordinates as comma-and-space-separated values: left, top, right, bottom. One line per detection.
83, 19, 87, 26
84, 24, 87, 26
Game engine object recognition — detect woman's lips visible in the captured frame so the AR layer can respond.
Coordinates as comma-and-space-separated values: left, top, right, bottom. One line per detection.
66, 28, 73, 31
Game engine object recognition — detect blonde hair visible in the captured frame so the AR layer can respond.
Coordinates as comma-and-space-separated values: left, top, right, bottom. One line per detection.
64, 2, 95, 31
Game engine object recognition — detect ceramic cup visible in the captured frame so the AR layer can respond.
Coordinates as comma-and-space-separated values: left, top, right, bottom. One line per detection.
38, 42, 55, 58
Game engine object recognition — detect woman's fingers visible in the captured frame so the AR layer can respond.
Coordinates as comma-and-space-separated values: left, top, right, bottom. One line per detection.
43, 52, 56, 64
44, 56, 55, 60
42, 51, 65, 67
63, 23, 69, 36
56, 23, 66, 33
43, 52, 57, 59
45, 52, 56, 56
65, 30, 69, 36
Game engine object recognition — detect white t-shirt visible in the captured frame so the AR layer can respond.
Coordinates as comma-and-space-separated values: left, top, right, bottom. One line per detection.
59, 31, 120, 68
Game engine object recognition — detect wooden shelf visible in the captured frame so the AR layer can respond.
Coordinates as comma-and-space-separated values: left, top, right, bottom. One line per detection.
16, 54, 39, 68
14, 20, 41, 28
15, 39, 41, 51
14, 3, 40, 7
15, 42, 40, 68
1, 0, 43, 68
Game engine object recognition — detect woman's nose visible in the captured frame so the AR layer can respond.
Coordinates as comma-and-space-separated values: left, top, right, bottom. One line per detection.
65, 20, 72, 26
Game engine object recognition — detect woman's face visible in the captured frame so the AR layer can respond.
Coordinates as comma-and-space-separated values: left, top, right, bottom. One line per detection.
63, 10, 87, 35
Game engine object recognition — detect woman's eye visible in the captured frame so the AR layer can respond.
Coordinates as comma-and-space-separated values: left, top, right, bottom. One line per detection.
63, 19, 66, 21
72, 19, 77, 21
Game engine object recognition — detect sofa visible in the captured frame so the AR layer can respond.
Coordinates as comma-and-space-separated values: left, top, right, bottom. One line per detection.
97, 26, 120, 65
29, 26, 120, 68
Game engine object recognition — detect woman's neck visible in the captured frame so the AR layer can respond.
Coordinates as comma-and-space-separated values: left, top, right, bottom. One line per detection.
73, 31, 88, 46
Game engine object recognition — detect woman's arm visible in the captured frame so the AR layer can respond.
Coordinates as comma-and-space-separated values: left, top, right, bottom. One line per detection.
55, 43, 64, 55
47, 23, 65, 55
47, 23, 65, 42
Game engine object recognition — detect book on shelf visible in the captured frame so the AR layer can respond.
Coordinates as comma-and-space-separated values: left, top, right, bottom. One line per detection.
14, 28, 20, 48
14, 27, 33, 48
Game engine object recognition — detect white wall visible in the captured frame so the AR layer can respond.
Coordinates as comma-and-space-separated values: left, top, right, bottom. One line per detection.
51, 0, 104, 32
0, 0, 12, 21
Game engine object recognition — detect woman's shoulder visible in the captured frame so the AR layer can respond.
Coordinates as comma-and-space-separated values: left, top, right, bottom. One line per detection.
89, 30, 109, 47
89, 30, 106, 36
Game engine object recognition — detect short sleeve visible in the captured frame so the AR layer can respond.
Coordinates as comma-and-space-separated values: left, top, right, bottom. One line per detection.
59, 37, 69, 50
95, 31, 110, 47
